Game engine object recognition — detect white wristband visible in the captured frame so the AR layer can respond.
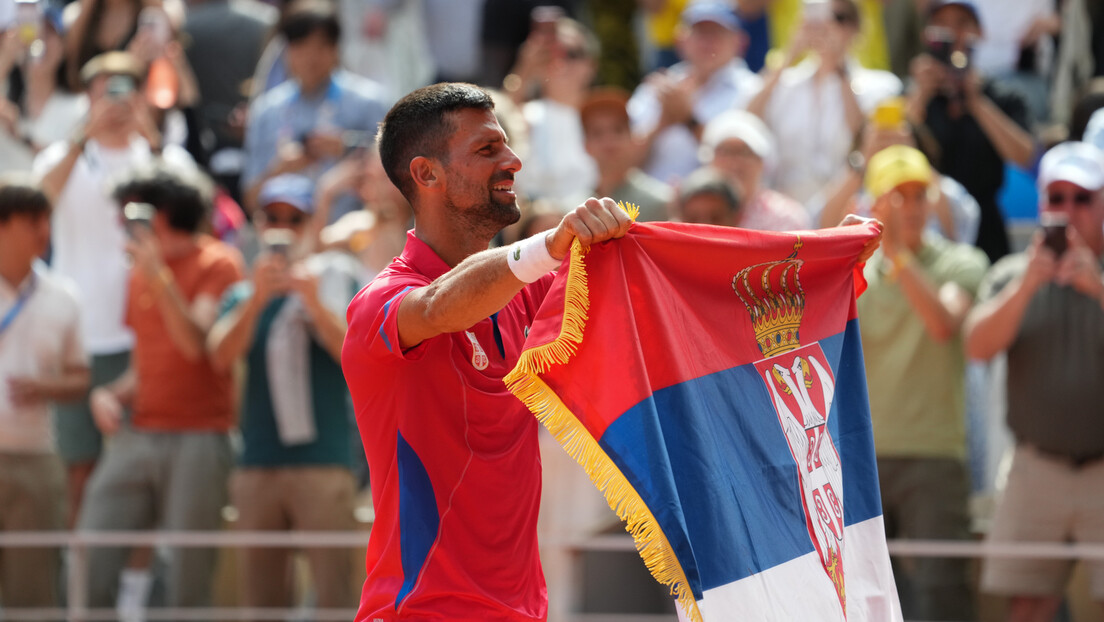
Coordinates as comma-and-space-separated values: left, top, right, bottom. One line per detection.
507, 232, 561, 283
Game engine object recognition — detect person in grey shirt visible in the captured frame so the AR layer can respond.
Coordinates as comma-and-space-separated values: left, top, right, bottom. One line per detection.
965, 141, 1104, 621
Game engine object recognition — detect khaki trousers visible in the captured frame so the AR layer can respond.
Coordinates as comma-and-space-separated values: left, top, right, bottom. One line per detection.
0, 452, 65, 608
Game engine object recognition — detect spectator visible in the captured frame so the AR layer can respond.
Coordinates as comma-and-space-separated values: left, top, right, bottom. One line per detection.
906, 0, 1034, 263
966, 141, 1104, 621
628, 2, 762, 185
699, 109, 811, 231
512, 17, 600, 204
858, 145, 987, 621
673, 166, 742, 227
62, 0, 167, 92
817, 111, 981, 244
747, 0, 901, 205
0, 176, 88, 613
0, 8, 87, 170
208, 174, 360, 618
79, 164, 244, 612
580, 87, 671, 223
970, 0, 1060, 123
241, 0, 388, 217
33, 51, 194, 528
182, 0, 277, 199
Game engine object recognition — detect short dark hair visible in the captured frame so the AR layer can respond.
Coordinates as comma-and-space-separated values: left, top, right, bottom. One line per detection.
0, 174, 50, 222
112, 163, 214, 233
679, 168, 741, 212
280, 0, 341, 45
377, 83, 496, 200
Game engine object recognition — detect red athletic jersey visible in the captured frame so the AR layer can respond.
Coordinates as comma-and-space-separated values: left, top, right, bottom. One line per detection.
343, 232, 552, 621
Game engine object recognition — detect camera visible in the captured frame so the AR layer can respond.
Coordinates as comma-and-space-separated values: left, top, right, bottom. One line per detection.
123, 202, 155, 238
261, 229, 295, 259
924, 27, 969, 71
1040, 211, 1069, 257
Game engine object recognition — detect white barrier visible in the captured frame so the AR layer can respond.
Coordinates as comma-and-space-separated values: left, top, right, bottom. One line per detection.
2, 531, 1104, 621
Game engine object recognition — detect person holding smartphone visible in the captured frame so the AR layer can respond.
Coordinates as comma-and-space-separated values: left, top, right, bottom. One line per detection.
965, 141, 1104, 622
906, 0, 1035, 265
208, 173, 360, 616
31, 51, 196, 534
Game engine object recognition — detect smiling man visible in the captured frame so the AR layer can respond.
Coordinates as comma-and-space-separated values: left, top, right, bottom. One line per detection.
341, 83, 632, 621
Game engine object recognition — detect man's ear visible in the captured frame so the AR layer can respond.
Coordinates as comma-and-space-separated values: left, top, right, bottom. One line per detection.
409, 156, 442, 191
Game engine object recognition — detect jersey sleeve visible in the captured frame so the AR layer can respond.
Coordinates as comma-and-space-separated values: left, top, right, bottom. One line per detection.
343, 273, 432, 365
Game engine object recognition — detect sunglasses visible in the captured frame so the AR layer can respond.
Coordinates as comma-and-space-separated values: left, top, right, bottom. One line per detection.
1047, 191, 1094, 208
262, 211, 307, 226
563, 47, 588, 61
833, 11, 857, 25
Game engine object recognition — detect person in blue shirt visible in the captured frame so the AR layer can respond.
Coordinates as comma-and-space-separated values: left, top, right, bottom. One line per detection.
241, 0, 388, 220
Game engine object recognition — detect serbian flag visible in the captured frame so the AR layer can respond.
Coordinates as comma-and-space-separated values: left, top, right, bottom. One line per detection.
505, 220, 902, 621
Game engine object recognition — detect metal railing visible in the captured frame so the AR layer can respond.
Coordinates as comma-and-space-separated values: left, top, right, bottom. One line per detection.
2, 531, 1104, 621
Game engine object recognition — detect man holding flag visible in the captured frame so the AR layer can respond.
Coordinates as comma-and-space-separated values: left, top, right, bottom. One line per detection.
342, 82, 890, 621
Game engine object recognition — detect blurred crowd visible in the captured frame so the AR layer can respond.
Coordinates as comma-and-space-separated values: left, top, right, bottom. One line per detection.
1, 0, 1104, 620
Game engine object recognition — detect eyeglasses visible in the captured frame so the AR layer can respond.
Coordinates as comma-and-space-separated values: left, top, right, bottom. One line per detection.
833, 11, 857, 25
563, 48, 588, 61
262, 211, 307, 226
1047, 191, 1094, 208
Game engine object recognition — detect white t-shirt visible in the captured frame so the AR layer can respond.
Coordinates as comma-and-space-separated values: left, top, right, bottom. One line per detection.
32, 137, 195, 355
972, 0, 1052, 76
765, 59, 901, 204
516, 99, 597, 205
0, 262, 86, 453
629, 59, 764, 185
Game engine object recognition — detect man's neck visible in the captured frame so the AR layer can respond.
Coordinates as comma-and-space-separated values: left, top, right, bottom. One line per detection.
161, 232, 201, 260
299, 75, 334, 99
412, 211, 496, 268
0, 257, 33, 291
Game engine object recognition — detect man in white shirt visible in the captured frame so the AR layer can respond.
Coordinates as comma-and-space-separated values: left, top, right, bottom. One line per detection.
0, 175, 89, 611
32, 51, 194, 526
747, 0, 902, 205
628, 2, 763, 185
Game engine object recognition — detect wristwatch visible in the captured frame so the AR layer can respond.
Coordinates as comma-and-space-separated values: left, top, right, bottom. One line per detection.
847, 150, 865, 175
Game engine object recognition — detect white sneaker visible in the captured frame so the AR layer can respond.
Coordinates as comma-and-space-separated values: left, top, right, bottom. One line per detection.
116, 568, 152, 622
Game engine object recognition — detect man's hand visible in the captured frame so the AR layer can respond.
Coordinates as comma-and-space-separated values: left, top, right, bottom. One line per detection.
908, 54, 946, 108
304, 132, 346, 161
252, 252, 291, 304
125, 226, 166, 282
288, 263, 321, 307
838, 214, 884, 263
546, 198, 634, 260
1056, 228, 1104, 300
90, 387, 123, 435
7, 376, 44, 406
1023, 232, 1059, 293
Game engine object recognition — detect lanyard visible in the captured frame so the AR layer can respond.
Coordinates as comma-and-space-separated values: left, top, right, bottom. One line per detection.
0, 272, 37, 338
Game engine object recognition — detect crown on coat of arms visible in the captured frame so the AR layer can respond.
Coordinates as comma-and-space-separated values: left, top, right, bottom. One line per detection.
732, 240, 806, 359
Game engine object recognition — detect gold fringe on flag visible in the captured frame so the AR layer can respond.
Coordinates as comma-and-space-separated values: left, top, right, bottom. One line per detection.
504, 203, 704, 622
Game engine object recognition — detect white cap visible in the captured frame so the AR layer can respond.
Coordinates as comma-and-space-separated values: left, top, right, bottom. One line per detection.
1037, 141, 1104, 192
699, 110, 776, 170
1083, 108, 1104, 153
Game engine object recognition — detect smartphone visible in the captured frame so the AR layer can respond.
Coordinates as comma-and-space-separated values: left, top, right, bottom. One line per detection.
105, 74, 136, 100
530, 5, 563, 56
871, 98, 906, 131
262, 229, 295, 259
15, 0, 40, 46
123, 202, 156, 238
1040, 211, 1069, 256
924, 26, 969, 70
804, 0, 832, 22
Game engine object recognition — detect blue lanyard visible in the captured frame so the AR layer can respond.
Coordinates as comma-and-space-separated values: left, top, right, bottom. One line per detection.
0, 273, 36, 338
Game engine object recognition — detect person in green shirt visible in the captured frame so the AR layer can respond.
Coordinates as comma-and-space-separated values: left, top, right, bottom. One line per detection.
857, 145, 989, 621
208, 174, 362, 614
